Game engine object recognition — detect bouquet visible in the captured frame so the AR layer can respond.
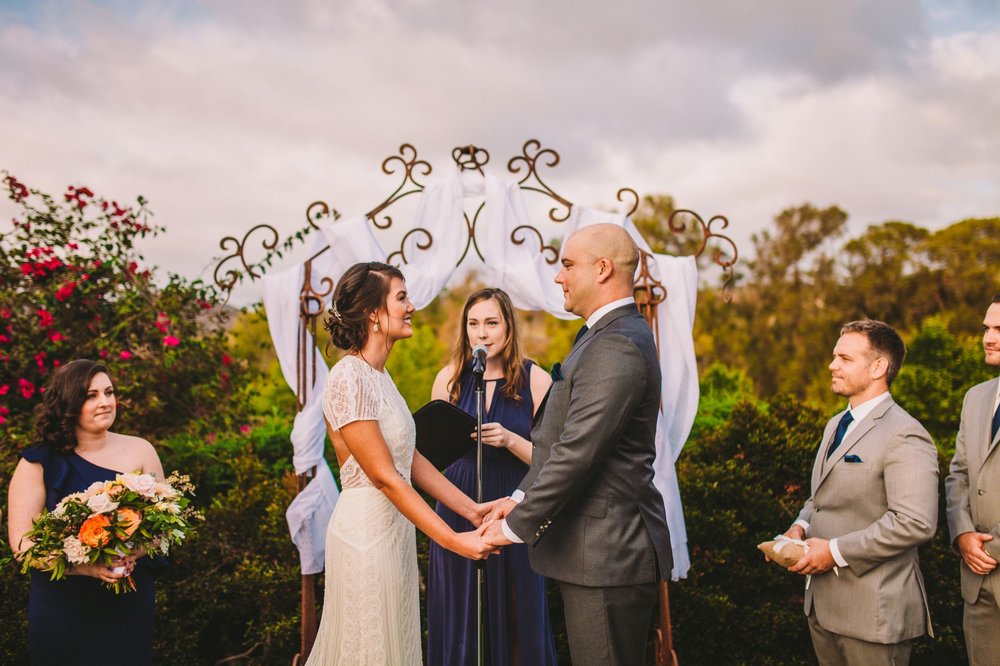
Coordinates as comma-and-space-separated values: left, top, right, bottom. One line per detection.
14, 471, 202, 593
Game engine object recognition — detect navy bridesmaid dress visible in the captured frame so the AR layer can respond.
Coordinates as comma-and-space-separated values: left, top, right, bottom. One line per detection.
20, 446, 156, 666
427, 361, 558, 665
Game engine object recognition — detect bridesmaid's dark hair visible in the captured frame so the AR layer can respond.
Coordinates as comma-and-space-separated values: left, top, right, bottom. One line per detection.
33, 359, 111, 454
324, 261, 405, 352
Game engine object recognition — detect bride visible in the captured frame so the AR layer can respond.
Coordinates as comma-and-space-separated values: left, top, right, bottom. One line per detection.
307, 261, 497, 665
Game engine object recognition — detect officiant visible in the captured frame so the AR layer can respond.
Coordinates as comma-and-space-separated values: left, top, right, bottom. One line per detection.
425, 287, 557, 666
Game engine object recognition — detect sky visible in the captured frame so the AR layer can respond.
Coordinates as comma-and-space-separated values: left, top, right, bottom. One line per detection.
2, 0, 999, 305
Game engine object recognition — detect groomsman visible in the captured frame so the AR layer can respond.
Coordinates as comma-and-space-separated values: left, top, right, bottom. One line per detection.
786, 320, 938, 665
946, 294, 1000, 665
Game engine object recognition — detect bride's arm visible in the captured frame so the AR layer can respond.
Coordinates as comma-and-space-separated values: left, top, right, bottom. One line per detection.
410, 451, 494, 525
340, 420, 493, 560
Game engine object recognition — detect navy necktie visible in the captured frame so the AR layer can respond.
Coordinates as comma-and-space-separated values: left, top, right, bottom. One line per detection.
991, 401, 1000, 443
826, 410, 855, 460
573, 324, 589, 346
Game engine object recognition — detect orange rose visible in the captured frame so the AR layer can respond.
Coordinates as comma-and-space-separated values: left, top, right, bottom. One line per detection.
116, 508, 142, 538
78, 514, 112, 548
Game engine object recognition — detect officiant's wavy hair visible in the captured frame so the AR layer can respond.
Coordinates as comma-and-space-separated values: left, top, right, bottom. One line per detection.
447, 288, 527, 404
34, 359, 112, 454
325, 261, 405, 353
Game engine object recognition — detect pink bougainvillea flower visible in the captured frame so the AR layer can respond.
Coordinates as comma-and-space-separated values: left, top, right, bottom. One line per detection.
98, 349, 109, 359
240, 425, 250, 435
221, 353, 232, 365
0, 406, 8, 416
34, 352, 46, 369
36, 309, 54, 329
0, 384, 8, 395
18, 378, 35, 399
0, 335, 10, 345
53, 359, 61, 368
0, 414, 6, 425
54, 281, 77, 302
0, 308, 9, 319
120, 350, 132, 360
163, 335, 180, 347
47, 329, 64, 343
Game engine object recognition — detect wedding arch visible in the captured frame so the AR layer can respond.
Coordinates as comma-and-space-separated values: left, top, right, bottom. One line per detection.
212, 139, 738, 665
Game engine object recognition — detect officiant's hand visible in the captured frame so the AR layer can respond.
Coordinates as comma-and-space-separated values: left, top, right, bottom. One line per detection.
451, 529, 499, 560
788, 538, 835, 575
474, 423, 514, 449
481, 520, 513, 547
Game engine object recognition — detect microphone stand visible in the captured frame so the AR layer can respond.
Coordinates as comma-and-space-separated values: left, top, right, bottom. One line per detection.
472, 353, 487, 666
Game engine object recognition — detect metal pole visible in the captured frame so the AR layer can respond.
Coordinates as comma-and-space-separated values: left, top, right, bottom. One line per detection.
475, 374, 486, 666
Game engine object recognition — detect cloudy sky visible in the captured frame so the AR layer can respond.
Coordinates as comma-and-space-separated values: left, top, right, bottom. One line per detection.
2, 0, 998, 304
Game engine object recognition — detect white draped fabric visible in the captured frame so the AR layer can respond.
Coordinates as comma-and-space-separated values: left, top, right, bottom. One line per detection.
265, 166, 698, 579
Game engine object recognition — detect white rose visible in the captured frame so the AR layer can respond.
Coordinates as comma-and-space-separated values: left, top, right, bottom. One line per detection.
120, 472, 158, 498
62, 536, 90, 565
86, 492, 119, 514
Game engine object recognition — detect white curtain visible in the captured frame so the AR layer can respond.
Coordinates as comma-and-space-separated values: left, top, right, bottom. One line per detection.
263, 167, 698, 579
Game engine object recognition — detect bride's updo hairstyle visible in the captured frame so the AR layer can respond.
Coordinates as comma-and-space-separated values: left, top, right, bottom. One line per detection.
324, 261, 405, 352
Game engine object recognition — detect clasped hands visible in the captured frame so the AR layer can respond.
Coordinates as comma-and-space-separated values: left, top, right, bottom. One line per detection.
459, 497, 517, 560
776, 524, 836, 575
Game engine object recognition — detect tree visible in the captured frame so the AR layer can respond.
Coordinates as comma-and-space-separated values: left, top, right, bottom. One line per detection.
0, 173, 247, 447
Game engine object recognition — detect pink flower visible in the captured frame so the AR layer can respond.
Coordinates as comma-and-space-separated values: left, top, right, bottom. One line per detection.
239, 425, 250, 435
163, 335, 180, 347
36, 309, 54, 329
0, 384, 8, 395
98, 349, 109, 359
0, 334, 10, 345
120, 350, 132, 360
47, 329, 64, 343
54, 281, 77, 302
34, 352, 46, 369
0, 308, 9, 319
18, 378, 35, 399
221, 353, 232, 365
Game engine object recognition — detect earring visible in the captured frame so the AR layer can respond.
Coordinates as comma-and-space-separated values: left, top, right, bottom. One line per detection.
374, 321, 379, 332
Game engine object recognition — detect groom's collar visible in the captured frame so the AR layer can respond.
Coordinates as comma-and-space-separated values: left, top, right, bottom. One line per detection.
585, 297, 635, 329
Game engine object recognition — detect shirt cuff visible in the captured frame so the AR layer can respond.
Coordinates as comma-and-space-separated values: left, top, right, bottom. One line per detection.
793, 519, 810, 533
501, 519, 524, 544
510, 490, 525, 503
829, 538, 848, 568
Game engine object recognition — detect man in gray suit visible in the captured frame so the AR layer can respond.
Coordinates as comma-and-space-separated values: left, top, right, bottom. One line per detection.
946, 294, 1000, 665
785, 320, 938, 665
482, 223, 672, 666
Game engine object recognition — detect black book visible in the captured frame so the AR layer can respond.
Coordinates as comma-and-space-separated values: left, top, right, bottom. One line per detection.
413, 399, 476, 470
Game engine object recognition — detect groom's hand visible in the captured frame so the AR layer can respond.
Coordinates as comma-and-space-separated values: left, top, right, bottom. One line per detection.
480, 520, 513, 547
485, 497, 516, 524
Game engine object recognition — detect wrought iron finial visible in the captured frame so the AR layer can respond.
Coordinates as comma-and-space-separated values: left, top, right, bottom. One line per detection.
668, 209, 739, 301
507, 139, 573, 222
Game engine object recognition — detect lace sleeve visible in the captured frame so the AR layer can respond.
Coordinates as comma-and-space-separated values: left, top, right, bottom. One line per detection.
323, 356, 382, 431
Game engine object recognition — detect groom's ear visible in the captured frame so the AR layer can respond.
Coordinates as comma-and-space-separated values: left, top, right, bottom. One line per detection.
594, 256, 613, 284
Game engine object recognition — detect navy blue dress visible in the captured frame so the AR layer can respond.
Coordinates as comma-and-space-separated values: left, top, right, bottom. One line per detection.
21, 446, 155, 666
427, 361, 557, 666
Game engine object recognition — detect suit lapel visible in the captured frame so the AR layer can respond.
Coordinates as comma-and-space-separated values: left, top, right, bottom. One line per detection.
816, 398, 894, 488
562, 304, 639, 370
981, 378, 1000, 464
812, 416, 840, 491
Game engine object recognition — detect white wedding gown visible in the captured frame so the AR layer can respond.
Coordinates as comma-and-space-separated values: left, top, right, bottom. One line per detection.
307, 355, 422, 665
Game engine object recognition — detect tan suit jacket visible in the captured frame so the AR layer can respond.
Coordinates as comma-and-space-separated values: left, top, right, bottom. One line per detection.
946, 377, 1000, 604
796, 397, 938, 644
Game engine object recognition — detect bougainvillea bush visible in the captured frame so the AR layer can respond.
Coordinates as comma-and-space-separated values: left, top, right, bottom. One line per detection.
0, 172, 248, 447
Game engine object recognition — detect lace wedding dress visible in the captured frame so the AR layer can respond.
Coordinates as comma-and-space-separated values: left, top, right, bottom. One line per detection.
307, 354, 422, 665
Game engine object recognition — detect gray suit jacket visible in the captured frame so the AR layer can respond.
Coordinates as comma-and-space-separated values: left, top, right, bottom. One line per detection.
946, 377, 1000, 604
506, 304, 672, 587
796, 397, 938, 644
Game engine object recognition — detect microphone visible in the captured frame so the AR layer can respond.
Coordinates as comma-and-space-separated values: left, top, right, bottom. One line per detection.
471, 345, 487, 376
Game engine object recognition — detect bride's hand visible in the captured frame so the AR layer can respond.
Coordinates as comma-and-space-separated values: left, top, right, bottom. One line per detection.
469, 498, 506, 527
68, 561, 129, 583
450, 530, 499, 560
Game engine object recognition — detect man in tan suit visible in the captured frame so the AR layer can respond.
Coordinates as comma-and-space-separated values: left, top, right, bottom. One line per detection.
946, 294, 1000, 665
785, 320, 938, 665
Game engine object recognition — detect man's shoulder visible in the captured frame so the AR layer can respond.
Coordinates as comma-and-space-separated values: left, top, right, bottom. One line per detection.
964, 376, 999, 403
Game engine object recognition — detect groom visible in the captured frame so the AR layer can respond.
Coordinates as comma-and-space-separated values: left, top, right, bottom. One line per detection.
482, 223, 672, 666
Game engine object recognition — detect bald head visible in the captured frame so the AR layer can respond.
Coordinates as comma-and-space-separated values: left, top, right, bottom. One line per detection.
555, 224, 639, 318
574, 224, 639, 287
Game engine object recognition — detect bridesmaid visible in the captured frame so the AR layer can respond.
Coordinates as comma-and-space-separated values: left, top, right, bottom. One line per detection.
427, 287, 558, 666
7, 359, 163, 665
